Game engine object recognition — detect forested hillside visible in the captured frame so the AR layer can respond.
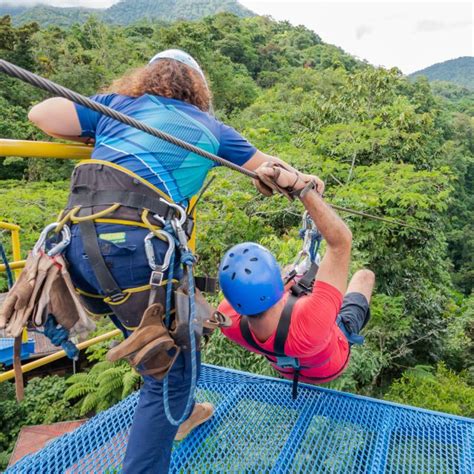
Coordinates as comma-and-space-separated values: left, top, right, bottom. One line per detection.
0, 0, 253, 27
410, 56, 474, 90
0, 12, 473, 466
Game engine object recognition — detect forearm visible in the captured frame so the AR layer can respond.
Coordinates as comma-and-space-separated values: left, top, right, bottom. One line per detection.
300, 190, 352, 250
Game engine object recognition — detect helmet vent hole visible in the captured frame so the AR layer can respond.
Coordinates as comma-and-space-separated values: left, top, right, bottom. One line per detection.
250, 257, 258, 262
229, 253, 234, 258
260, 296, 266, 301
237, 303, 242, 308
231, 272, 236, 280
243, 248, 249, 254
223, 265, 229, 271
244, 268, 251, 274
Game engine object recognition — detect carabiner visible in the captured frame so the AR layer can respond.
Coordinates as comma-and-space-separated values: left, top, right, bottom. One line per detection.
144, 228, 175, 272
161, 198, 187, 226
33, 223, 71, 257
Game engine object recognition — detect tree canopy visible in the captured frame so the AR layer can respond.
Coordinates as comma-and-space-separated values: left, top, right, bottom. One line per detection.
0, 15, 472, 465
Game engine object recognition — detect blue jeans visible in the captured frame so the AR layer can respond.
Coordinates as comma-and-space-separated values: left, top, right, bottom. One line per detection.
64, 223, 199, 473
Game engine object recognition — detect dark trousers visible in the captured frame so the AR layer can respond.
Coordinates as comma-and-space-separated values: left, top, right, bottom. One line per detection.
65, 223, 197, 473
123, 350, 201, 474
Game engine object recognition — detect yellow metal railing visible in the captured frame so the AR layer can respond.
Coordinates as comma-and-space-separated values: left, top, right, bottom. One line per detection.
0, 221, 23, 279
0, 139, 92, 160
0, 329, 121, 383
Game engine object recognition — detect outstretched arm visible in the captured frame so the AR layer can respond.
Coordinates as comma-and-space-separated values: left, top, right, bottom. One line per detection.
254, 162, 351, 294
300, 190, 352, 294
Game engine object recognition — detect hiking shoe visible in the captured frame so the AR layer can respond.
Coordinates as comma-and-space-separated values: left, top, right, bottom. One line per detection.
175, 402, 214, 441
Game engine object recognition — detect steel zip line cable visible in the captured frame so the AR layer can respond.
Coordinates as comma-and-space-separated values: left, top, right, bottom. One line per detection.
0, 59, 427, 232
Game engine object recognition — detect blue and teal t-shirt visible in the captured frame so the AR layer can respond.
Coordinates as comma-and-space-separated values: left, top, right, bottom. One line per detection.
74, 94, 256, 204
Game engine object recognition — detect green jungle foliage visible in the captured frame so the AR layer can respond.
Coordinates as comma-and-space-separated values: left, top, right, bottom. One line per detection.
0, 12, 472, 453
0, 375, 80, 470
0, 0, 253, 28
385, 362, 474, 417
410, 56, 474, 91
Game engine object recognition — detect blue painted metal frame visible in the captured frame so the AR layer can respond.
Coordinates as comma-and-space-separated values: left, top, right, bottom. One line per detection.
7, 364, 474, 473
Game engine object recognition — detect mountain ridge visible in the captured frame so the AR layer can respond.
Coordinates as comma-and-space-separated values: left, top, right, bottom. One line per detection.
410, 56, 474, 90
0, 0, 254, 27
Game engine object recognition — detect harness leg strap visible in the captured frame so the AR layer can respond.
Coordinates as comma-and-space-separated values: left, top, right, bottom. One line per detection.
78, 220, 125, 302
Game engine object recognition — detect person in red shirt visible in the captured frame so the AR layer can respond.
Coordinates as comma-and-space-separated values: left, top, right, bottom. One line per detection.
217, 162, 375, 387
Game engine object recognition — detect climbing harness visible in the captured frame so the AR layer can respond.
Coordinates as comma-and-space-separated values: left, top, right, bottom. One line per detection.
240, 213, 363, 400
0, 59, 429, 233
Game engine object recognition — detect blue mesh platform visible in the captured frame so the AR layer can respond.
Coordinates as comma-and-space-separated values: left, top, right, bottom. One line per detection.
7, 364, 474, 473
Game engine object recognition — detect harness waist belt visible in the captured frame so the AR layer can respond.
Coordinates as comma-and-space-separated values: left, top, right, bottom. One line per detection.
68, 190, 176, 221
63, 162, 194, 236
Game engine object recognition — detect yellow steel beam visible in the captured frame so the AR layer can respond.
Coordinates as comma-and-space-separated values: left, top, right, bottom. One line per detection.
0, 139, 92, 160
0, 329, 122, 383
10, 229, 21, 279
0, 260, 26, 272
0, 221, 20, 232
0, 222, 23, 279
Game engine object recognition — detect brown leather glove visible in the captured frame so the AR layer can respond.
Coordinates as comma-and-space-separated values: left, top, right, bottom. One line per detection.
0, 252, 54, 337
253, 162, 313, 201
47, 255, 95, 338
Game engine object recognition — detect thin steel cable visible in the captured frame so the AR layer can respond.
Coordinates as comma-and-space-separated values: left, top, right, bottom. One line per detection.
329, 203, 427, 232
0, 59, 427, 232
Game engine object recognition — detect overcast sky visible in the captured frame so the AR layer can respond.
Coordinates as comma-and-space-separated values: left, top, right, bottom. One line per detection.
6, 0, 473, 73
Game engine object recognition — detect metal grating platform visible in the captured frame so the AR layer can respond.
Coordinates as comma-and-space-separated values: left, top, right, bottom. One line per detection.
7, 364, 474, 473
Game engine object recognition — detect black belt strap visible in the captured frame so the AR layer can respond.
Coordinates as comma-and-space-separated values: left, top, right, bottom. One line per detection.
292, 369, 300, 400
291, 262, 319, 296
274, 294, 297, 355
69, 190, 194, 236
239, 317, 281, 358
78, 220, 125, 302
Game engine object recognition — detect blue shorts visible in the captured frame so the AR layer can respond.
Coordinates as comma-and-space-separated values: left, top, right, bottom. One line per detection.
337, 292, 370, 345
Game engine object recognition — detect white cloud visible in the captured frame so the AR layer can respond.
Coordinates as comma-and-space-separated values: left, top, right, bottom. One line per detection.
355, 25, 373, 40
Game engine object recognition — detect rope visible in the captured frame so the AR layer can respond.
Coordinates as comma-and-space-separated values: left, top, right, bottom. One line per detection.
0, 239, 14, 289
162, 250, 198, 426
0, 59, 427, 232
43, 314, 79, 360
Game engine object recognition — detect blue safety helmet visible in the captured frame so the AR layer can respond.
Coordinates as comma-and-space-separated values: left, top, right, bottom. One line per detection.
149, 49, 206, 80
219, 243, 284, 316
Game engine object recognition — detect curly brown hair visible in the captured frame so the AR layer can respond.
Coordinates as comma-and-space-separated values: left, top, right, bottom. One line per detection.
107, 59, 211, 112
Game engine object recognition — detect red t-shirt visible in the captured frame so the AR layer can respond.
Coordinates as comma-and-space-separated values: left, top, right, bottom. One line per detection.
219, 280, 350, 384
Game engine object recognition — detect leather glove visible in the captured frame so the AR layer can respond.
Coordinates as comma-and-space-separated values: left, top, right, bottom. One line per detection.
48, 255, 95, 338
253, 162, 314, 201
0, 252, 55, 337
